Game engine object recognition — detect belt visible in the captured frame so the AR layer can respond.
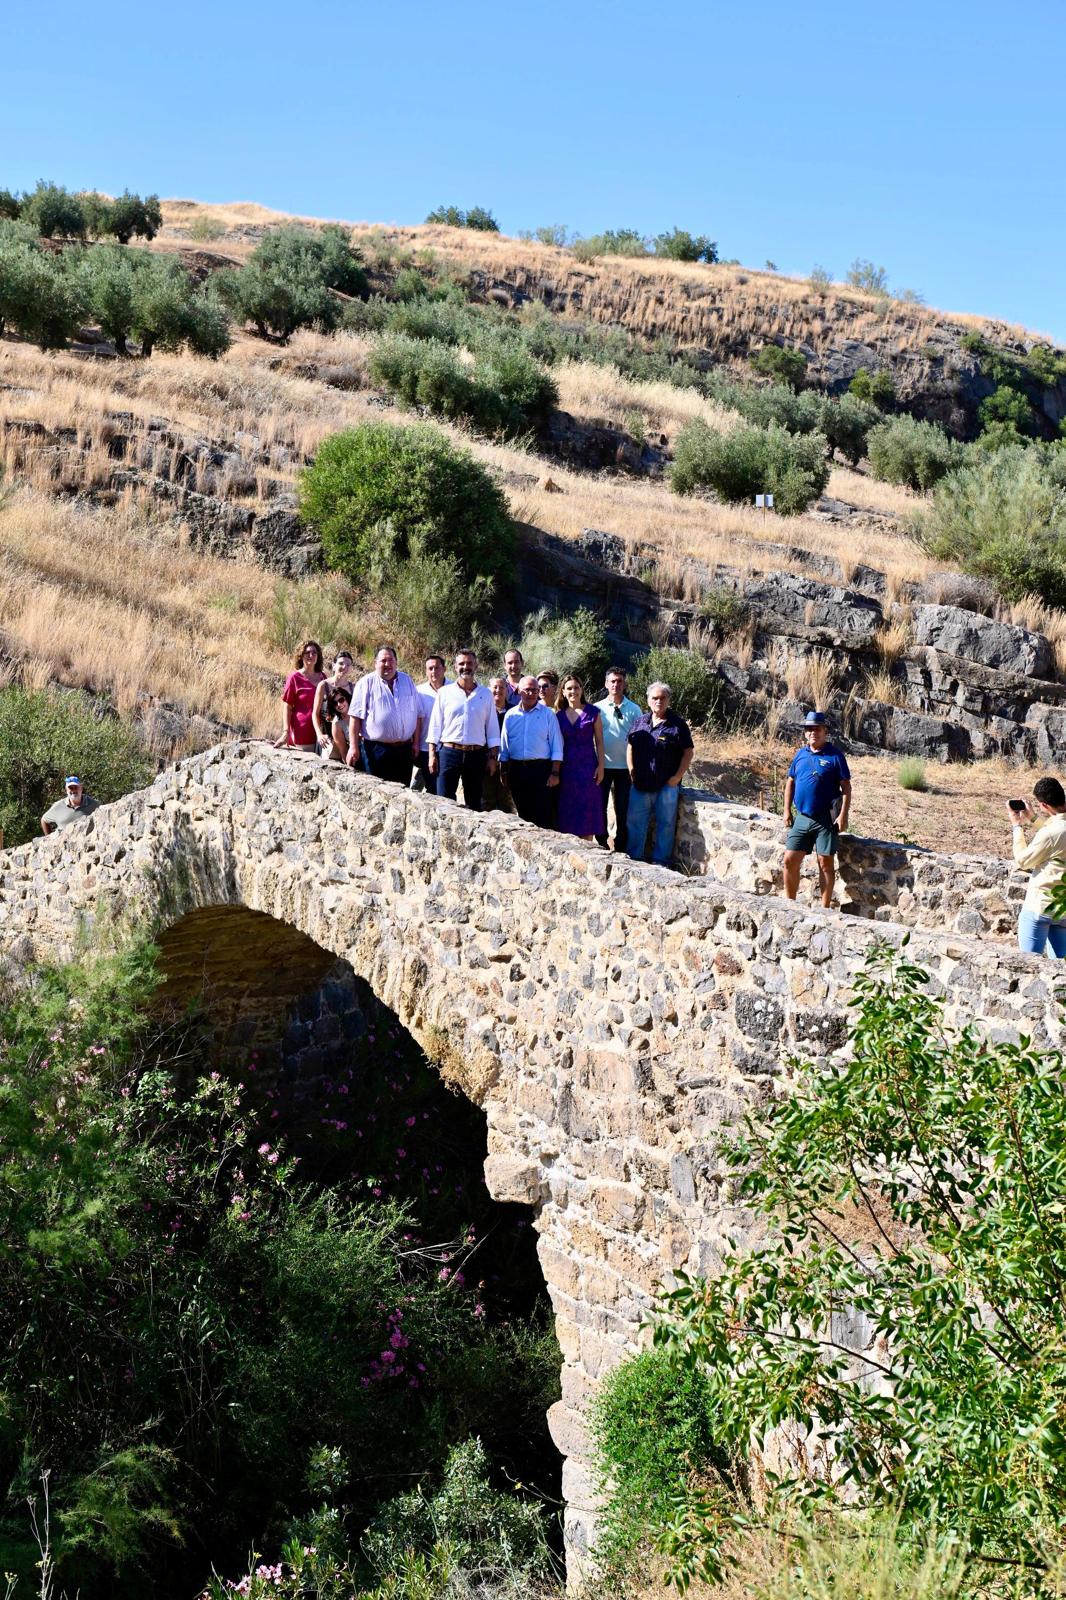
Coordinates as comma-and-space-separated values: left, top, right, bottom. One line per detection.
508, 757, 550, 765
443, 742, 488, 751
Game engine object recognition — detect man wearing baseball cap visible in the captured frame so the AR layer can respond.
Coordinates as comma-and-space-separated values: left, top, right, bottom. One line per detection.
41, 776, 99, 836
782, 711, 852, 909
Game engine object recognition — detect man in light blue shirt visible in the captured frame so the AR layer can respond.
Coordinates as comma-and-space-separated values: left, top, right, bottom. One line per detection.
595, 666, 641, 851
500, 676, 563, 827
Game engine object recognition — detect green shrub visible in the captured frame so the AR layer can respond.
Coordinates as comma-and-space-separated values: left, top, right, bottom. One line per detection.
897, 756, 927, 791
572, 228, 648, 261
751, 344, 807, 390
917, 443, 1066, 606
372, 550, 495, 652
298, 423, 514, 591
368, 333, 557, 438
821, 392, 878, 466
808, 264, 832, 295
652, 945, 1066, 1588
868, 414, 963, 491
653, 227, 718, 263
188, 213, 226, 241
979, 383, 1037, 437
0, 685, 151, 847
424, 205, 499, 232
534, 223, 568, 247
20, 179, 86, 238
734, 383, 825, 437
670, 420, 830, 515
218, 224, 368, 339
591, 1348, 728, 1577
362, 1438, 554, 1583
630, 646, 720, 727
0, 188, 21, 221
846, 257, 889, 294
516, 606, 610, 690
698, 585, 750, 636
848, 365, 896, 409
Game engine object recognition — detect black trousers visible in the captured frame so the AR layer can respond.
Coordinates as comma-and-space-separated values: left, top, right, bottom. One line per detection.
364, 739, 413, 787
507, 759, 552, 827
437, 746, 488, 810
597, 767, 632, 850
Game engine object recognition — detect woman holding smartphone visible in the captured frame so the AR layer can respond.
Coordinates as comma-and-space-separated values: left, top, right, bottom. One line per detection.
1008, 777, 1066, 957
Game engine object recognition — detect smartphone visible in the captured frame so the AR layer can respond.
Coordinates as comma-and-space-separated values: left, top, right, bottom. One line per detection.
1009, 799, 1027, 813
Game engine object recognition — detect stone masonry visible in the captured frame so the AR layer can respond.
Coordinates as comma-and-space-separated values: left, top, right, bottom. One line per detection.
0, 744, 1061, 1576
676, 791, 1026, 939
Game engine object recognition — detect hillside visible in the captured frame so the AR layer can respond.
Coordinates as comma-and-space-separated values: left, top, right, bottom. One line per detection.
2, 193, 1066, 855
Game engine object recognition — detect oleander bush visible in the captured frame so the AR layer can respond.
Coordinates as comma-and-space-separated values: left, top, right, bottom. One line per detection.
751, 344, 808, 390
299, 423, 515, 591
368, 333, 557, 438
0, 933, 559, 1598
670, 420, 830, 515
515, 606, 610, 692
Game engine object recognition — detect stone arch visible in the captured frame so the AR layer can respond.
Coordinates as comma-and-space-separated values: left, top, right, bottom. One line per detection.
1, 740, 1062, 1576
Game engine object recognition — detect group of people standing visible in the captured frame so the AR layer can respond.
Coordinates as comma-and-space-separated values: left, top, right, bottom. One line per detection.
277, 641, 694, 864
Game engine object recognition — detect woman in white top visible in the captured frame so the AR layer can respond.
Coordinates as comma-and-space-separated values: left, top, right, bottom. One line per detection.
312, 650, 356, 755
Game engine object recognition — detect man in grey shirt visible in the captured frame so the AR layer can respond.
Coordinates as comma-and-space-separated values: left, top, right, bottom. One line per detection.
42, 776, 99, 835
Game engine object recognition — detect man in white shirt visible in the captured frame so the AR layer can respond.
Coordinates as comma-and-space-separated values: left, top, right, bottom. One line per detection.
427, 649, 499, 811
1008, 777, 1066, 957
411, 654, 449, 793
595, 666, 642, 851
500, 676, 563, 826
347, 645, 421, 787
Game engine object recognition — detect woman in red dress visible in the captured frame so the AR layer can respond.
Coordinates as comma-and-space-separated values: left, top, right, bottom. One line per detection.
276, 640, 325, 750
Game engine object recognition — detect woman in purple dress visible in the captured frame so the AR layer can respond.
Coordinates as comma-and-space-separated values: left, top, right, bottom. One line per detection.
557, 674, 605, 840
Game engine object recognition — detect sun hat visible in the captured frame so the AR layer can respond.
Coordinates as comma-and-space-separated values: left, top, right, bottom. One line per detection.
803, 711, 826, 727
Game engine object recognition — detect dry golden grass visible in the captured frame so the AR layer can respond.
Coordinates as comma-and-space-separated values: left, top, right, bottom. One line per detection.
552, 359, 739, 445
0, 488, 308, 734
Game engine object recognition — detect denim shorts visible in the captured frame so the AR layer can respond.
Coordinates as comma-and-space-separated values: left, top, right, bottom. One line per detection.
785, 811, 838, 857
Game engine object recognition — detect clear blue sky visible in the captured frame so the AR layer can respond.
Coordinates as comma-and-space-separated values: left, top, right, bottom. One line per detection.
5, 0, 1064, 340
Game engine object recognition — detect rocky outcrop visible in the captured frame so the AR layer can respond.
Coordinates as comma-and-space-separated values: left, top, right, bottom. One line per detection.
743, 571, 884, 640
914, 604, 1055, 680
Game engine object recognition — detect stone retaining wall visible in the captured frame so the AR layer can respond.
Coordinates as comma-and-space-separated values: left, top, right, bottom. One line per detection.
675, 790, 1025, 939
0, 745, 1060, 1575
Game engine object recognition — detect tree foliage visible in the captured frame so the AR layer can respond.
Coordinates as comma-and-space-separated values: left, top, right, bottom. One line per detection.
424, 205, 499, 232
653, 228, 718, 263
298, 422, 515, 591
867, 413, 964, 491
671, 420, 830, 515
641, 946, 1066, 1591
0, 685, 151, 846
751, 345, 808, 390
917, 443, 1066, 607
218, 224, 368, 339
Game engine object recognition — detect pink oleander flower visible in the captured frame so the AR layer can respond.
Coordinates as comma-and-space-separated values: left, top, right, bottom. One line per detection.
258, 1142, 271, 1155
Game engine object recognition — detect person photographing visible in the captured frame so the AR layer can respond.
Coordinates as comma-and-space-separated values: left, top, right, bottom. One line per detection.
1007, 778, 1066, 957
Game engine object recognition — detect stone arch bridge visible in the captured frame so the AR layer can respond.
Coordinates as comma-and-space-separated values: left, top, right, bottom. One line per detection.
0, 743, 1059, 1569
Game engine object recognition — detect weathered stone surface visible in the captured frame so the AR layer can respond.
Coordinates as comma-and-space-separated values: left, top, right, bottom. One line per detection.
0, 745, 1060, 1579
914, 604, 1055, 680
743, 571, 884, 638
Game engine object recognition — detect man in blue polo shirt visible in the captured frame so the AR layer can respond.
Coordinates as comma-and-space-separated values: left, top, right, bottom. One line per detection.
782, 710, 852, 908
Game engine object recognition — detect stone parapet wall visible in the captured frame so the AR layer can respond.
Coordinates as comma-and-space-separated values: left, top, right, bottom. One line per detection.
675, 790, 1025, 940
0, 745, 1059, 1574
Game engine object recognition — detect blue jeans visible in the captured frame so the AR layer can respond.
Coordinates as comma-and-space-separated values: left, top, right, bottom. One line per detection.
1017, 908, 1066, 957
627, 784, 680, 866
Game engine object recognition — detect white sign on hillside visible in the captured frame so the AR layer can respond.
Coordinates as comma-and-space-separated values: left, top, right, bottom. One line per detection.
755, 493, 775, 508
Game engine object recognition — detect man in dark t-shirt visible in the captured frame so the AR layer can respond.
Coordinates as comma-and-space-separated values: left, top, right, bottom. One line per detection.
626, 682, 694, 865
782, 712, 852, 908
